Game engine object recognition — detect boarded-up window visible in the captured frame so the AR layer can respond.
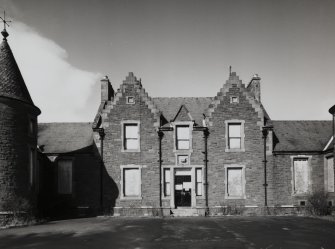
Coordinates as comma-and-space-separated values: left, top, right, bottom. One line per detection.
164, 168, 171, 196
123, 168, 140, 197
293, 158, 309, 194
227, 167, 243, 197
124, 124, 139, 150
58, 160, 72, 194
196, 168, 203, 196
228, 123, 241, 149
176, 125, 190, 150
327, 157, 334, 192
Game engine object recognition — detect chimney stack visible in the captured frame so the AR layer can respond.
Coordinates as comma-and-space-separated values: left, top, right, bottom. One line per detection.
247, 74, 261, 102
101, 76, 114, 102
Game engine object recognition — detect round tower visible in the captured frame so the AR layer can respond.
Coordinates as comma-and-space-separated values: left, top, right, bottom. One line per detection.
0, 26, 41, 212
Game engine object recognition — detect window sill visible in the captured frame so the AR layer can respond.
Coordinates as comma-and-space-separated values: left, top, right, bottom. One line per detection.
120, 196, 143, 200
173, 149, 193, 153
225, 195, 246, 200
121, 149, 141, 153
225, 148, 245, 153
292, 192, 309, 197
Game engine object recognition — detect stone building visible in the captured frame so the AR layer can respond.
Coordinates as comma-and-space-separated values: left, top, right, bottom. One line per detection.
0, 29, 334, 217
0, 28, 40, 213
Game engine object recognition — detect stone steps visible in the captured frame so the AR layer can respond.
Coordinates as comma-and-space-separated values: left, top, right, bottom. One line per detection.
170, 208, 199, 217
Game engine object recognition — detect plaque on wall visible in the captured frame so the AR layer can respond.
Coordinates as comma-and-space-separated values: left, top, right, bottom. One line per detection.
177, 155, 189, 165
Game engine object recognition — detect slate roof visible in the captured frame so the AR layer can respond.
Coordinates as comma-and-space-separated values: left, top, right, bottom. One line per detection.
272, 120, 332, 152
38, 123, 94, 154
153, 97, 213, 125
0, 39, 34, 105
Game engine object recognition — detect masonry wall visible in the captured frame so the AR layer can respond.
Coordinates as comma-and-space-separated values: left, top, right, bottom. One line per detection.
0, 101, 37, 211
271, 153, 329, 206
206, 76, 269, 208
43, 151, 101, 218
160, 125, 206, 208
101, 76, 161, 212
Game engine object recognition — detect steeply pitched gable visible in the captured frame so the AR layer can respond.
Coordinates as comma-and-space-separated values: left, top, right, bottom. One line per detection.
205, 72, 269, 128
172, 105, 193, 122
153, 97, 212, 126
97, 72, 161, 129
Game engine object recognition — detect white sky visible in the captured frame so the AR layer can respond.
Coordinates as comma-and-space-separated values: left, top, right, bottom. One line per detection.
0, 0, 334, 122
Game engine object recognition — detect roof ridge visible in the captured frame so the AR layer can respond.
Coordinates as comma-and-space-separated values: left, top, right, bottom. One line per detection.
39, 122, 92, 125
153, 97, 213, 99
272, 120, 332, 122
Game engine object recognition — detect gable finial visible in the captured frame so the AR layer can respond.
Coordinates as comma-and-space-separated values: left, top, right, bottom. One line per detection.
229, 65, 232, 76
0, 11, 11, 40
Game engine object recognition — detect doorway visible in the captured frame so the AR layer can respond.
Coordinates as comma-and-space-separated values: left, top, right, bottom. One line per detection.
174, 169, 192, 207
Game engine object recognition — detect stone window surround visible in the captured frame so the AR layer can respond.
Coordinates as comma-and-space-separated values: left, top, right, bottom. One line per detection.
161, 165, 204, 205
225, 120, 246, 152
121, 120, 141, 152
195, 167, 203, 196
224, 164, 246, 200
120, 165, 142, 200
162, 168, 171, 197
56, 157, 74, 195
324, 154, 334, 193
290, 155, 312, 196
126, 96, 135, 105
230, 96, 239, 104
173, 121, 194, 153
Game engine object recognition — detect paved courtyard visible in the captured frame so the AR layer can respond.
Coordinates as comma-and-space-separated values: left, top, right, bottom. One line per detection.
0, 216, 334, 249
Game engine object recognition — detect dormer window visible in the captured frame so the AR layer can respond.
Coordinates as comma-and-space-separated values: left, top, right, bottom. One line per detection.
176, 125, 190, 150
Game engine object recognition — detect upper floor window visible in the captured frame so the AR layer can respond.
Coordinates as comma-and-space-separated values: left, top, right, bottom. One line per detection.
28, 118, 36, 136
230, 96, 239, 104
228, 123, 241, 148
126, 96, 135, 104
225, 120, 245, 152
58, 159, 73, 194
122, 121, 140, 152
293, 157, 310, 195
176, 125, 190, 150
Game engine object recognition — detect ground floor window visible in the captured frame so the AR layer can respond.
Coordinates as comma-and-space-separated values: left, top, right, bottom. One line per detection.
326, 157, 334, 193
58, 159, 73, 194
225, 165, 245, 199
293, 158, 309, 194
122, 167, 141, 198
164, 168, 171, 196
196, 168, 203, 196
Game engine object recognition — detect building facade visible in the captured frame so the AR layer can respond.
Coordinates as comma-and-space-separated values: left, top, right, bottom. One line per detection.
0, 30, 334, 218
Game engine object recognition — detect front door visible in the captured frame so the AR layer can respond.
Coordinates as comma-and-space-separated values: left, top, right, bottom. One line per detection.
174, 173, 191, 207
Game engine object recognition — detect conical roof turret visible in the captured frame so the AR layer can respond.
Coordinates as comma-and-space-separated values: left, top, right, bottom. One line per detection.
0, 34, 35, 106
